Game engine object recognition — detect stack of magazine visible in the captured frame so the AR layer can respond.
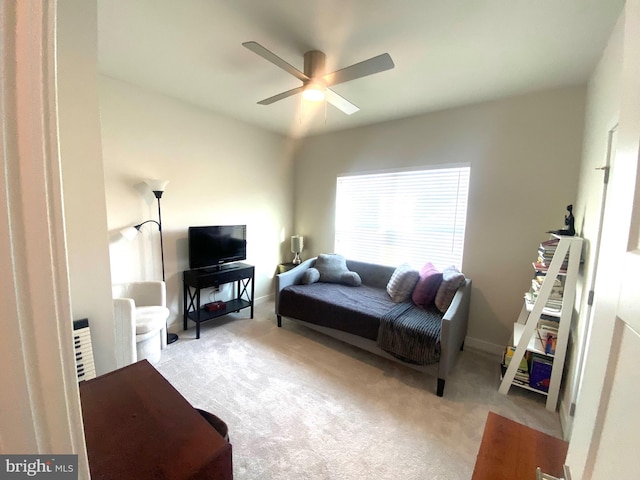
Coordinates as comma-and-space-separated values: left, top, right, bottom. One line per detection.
501, 346, 531, 386
533, 238, 568, 273
530, 274, 564, 310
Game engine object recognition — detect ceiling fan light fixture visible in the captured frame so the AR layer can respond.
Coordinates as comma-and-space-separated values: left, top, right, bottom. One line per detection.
243, 41, 394, 114
302, 82, 325, 102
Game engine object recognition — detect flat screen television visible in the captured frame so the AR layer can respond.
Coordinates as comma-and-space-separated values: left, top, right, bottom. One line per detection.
188, 225, 247, 269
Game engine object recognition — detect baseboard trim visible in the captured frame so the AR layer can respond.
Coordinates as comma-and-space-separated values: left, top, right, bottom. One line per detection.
254, 293, 274, 306
558, 398, 572, 441
465, 336, 505, 357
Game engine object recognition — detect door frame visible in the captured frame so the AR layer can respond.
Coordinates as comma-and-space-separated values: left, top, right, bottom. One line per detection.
0, 1, 89, 474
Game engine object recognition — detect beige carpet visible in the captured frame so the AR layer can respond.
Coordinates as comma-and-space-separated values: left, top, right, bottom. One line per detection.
156, 300, 563, 480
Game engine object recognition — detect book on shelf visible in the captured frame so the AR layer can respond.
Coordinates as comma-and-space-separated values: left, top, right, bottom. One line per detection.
529, 354, 553, 392
537, 238, 568, 260
544, 334, 557, 355
532, 276, 565, 298
534, 273, 564, 284
530, 278, 564, 299
502, 346, 530, 383
532, 261, 568, 274
542, 297, 562, 309
532, 274, 564, 288
537, 323, 559, 355
537, 318, 559, 331
525, 291, 563, 312
530, 291, 564, 305
504, 346, 529, 368
537, 255, 569, 269
530, 292, 563, 310
538, 241, 556, 255
540, 238, 560, 248
511, 374, 530, 386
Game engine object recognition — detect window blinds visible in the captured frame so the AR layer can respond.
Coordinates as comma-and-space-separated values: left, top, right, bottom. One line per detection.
335, 166, 470, 270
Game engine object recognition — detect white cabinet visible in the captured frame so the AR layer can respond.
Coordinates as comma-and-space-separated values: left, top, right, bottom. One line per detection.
499, 234, 582, 411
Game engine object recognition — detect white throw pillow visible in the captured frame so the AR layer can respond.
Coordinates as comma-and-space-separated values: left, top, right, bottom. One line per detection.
386, 263, 420, 303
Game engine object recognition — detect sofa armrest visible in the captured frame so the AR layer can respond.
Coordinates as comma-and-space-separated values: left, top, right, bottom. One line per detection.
113, 297, 137, 368
438, 278, 472, 380
275, 257, 317, 315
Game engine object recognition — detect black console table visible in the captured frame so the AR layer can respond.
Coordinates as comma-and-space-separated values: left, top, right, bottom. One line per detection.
183, 262, 255, 339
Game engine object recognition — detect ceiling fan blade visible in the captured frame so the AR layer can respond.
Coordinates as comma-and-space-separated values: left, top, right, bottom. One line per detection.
243, 41, 309, 82
323, 53, 394, 87
257, 86, 305, 105
325, 89, 359, 115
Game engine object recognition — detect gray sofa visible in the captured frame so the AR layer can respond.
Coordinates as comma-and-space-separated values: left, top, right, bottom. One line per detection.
275, 257, 472, 396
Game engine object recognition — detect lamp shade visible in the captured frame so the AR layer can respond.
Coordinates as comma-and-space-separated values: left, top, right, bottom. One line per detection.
291, 235, 304, 253
145, 179, 169, 192
120, 226, 139, 241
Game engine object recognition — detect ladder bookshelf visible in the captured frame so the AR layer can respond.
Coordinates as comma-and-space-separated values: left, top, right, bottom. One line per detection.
499, 234, 582, 411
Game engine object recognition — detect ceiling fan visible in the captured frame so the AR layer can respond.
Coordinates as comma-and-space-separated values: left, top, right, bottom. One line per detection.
242, 41, 394, 115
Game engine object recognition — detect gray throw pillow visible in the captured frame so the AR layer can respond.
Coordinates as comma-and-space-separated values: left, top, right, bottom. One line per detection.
301, 268, 320, 284
340, 271, 362, 287
434, 266, 465, 313
315, 254, 362, 286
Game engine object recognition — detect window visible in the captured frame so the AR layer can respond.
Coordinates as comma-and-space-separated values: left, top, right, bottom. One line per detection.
335, 165, 470, 270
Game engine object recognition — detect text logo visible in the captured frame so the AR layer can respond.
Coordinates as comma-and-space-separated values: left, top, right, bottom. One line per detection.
0, 455, 77, 479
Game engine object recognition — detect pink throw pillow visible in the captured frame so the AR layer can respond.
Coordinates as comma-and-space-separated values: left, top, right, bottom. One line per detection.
411, 262, 443, 308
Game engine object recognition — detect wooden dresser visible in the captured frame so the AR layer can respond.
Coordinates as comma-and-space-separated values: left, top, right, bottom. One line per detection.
80, 360, 232, 479
472, 412, 567, 480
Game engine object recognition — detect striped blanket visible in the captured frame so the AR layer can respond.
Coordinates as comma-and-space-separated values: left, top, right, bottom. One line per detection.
377, 301, 443, 365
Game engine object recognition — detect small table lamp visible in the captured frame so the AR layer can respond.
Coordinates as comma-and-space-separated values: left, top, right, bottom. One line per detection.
291, 235, 304, 265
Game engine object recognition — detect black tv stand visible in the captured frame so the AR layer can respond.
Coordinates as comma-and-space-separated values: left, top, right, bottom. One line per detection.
183, 262, 254, 339
197, 262, 233, 273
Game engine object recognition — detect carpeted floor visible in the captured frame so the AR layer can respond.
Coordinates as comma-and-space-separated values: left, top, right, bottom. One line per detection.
156, 300, 563, 480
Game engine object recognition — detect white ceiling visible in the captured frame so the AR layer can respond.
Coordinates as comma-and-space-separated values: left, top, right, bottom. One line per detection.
98, 0, 624, 138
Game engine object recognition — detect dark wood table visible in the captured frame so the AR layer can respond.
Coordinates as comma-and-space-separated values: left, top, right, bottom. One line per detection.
472, 412, 568, 480
80, 360, 232, 479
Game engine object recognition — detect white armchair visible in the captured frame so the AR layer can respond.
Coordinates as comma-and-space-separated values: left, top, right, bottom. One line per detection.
113, 281, 170, 367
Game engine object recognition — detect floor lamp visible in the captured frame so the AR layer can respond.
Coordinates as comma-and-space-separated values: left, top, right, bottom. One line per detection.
121, 179, 178, 345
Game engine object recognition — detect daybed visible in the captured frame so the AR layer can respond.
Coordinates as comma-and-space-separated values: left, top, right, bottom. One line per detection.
275, 255, 471, 396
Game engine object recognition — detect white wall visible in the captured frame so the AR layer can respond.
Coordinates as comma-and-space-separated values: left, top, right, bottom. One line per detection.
57, 0, 116, 375
100, 77, 294, 334
293, 87, 586, 351
567, 0, 640, 473
560, 12, 624, 435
